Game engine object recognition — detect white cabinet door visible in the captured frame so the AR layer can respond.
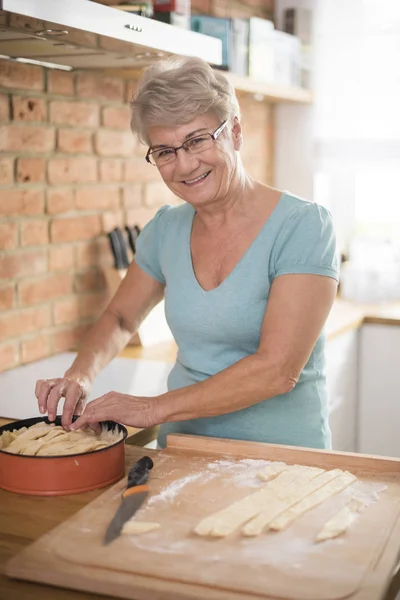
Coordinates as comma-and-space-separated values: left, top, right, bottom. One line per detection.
358, 324, 400, 457
326, 330, 359, 452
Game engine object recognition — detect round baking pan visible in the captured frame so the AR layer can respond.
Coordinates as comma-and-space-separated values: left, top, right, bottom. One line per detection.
0, 416, 128, 496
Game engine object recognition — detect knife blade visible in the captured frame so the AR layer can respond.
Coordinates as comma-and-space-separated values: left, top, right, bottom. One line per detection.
103, 455, 154, 545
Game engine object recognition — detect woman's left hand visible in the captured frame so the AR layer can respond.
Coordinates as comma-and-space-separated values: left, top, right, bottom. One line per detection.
69, 392, 158, 431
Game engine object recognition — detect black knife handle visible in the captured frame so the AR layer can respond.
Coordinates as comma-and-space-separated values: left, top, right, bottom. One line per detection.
125, 225, 138, 255
107, 230, 125, 270
126, 456, 154, 489
113, 227, 130, 269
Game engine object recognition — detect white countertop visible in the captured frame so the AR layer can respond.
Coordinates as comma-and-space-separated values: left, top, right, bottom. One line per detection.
0, 353, 173, 420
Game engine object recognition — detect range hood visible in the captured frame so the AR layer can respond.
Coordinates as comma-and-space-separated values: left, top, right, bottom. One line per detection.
0, 0, 222, 70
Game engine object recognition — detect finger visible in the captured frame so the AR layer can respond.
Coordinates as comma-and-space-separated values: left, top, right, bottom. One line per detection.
35, 379, 58, 415
70, 409, 99, 431
61, 381, 85, 430
47, 381, 68, 422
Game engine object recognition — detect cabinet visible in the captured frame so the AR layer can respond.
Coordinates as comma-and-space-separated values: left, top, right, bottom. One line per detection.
325, 330, 359, 452
358, 324, 400, 458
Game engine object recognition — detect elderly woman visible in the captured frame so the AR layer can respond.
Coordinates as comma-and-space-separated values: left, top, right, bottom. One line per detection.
36, 57, 339, 450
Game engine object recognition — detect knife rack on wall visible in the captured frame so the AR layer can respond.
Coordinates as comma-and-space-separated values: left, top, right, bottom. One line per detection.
103, 226, 174, 348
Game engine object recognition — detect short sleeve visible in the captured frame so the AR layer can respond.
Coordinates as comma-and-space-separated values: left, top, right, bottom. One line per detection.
134, 205, 171, 284
271, 202, 339, 281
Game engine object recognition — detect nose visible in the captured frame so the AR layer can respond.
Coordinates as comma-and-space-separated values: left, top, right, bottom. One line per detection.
175, 147, 201, 174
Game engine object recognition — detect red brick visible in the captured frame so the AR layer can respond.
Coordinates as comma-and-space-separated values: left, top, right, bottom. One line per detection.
46, 189, 74, 215
125, 207, 159, 228
99, 159, 122, 182
0, 342, 19, 372
191, 0, 211, 13
76, 73, 124, 102
124, 158, 160, 183
122, 184, 143, 208
124, 81, 137, 103
52, 323, 92, 354
18, 273, 73, 306
20, 219, 49, 247
0, 189, 45, 216
12, 96, 46, 122
0, 305, 51, 339
53, 296, 80, 325
74, 269, 105, 294
94, 130, 135, 157
49, 245, 75, 271
21, 334, 52, 364
75, 186, 120, 211
0, 250, 47, 280
0, 157, 14, 184
75, 238, 112, 269
143, 181, 177, 208
80, 292, 109, 319
50, 215, 101, 243
102, 105, 131, 130
0, 59, 44, 91
47, 70, 75, 96
49, 101, 99, 127
0, 222, 18, 250
0, 283, 15, 310
16, 157, 46, 183
57, 129, 92, 153
48, 157, 97, 184
0, 124, 55, 153
102, 210, 125, 232
0, 93, 9, 121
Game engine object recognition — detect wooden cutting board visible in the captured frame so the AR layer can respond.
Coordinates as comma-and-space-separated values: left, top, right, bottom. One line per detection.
6, 434, 400, 600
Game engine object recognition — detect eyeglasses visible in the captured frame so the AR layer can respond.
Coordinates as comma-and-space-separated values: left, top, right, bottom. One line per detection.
145, 120, 228, 167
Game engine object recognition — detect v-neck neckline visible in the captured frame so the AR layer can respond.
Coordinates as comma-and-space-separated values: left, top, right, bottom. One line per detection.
186, 192, 286, 294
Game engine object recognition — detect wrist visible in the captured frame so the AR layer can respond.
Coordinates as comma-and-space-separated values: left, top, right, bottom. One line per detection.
63, 370, 92, 392
147, 394, 169, 427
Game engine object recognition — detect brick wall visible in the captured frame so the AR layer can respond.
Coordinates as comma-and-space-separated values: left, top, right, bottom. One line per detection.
0, 24, 273, 373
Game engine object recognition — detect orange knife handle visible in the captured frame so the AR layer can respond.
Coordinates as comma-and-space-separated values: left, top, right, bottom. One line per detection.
122, 484, 149, 499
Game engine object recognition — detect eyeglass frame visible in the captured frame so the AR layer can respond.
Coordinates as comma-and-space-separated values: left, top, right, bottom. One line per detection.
145, 120, 229, 166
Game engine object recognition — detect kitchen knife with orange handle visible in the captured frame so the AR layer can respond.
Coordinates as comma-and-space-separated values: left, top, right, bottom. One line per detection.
103, 455, 154, 545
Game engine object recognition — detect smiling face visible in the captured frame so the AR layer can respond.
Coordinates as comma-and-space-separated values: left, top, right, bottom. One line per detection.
146, 113, 242, 209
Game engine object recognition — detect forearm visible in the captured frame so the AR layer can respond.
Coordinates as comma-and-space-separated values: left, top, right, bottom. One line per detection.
64, 308, 133, 384
152, 352, 298, 424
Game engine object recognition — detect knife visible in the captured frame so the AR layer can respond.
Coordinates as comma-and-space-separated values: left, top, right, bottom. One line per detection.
107, 229, 128, 270
113, 227, 130, 269
125, 224, 141, 255
103, 455, 154, 545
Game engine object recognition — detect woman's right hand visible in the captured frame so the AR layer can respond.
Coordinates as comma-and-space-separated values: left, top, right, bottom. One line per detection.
35, 375, 91, 429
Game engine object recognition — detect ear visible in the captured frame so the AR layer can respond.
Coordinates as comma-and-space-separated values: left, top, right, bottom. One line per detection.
231, 116, 242, 151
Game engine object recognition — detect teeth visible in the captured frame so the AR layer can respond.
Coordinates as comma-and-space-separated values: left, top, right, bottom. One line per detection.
184, 171, 209, 184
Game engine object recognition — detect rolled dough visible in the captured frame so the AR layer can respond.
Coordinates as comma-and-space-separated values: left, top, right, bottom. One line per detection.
269, 471, 357, 531
121, 521, 160, 535
316, 498, 364, 542
242, 466, 332, 536
194, 465, 309, 538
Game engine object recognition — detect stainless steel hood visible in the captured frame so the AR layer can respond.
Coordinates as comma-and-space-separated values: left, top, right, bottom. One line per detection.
0, 0, 222, 69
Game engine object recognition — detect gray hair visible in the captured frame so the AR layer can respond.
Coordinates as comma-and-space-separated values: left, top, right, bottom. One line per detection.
130, 56, 240, 145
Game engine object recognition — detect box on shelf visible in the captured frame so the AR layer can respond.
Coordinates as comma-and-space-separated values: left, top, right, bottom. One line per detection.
248, 17, 275, 83
153, 11, 190, 28
231, 18, 249, 78
152, 0, 189, 12
152, 0, 190, 28
109, 3, 154, 17
273, 30, 301, 88
283, 7, 313, 89
190, 15, 232, 70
